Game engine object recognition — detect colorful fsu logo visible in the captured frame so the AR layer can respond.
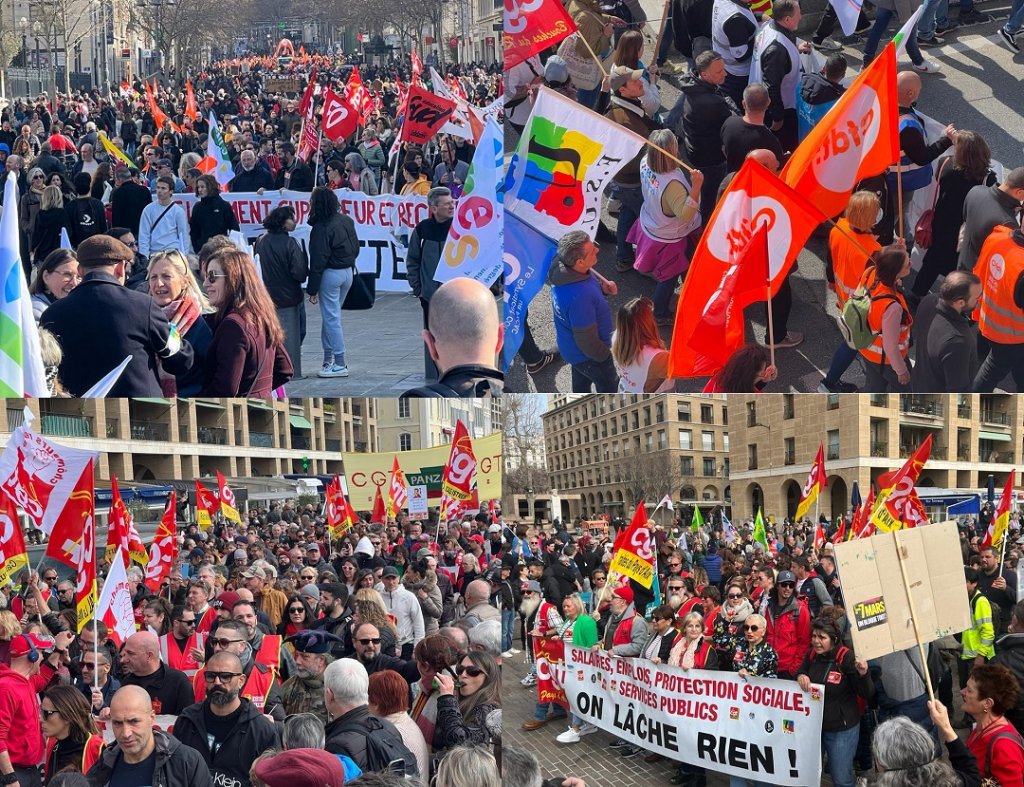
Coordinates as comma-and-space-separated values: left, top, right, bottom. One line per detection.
729, 707, 740, 720
577, 670, 584, 681
515, 117, 600, 224
783, 720, 795, 734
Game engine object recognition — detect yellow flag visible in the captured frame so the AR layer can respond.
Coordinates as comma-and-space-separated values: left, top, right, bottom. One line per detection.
97, 131, 135, 169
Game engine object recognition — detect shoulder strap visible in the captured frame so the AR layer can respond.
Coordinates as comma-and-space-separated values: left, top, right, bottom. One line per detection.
148, 202, 175, 236
984, 728, 1024, 777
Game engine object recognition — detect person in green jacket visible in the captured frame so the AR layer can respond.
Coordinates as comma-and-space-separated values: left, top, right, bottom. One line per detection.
555, 595, 599, 745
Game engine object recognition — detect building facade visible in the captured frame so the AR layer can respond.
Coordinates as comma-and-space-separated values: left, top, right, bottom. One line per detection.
375, 397, 502, 453
0, 398, 379, 483
728, 393, 1022, 521
541, 395, 731, 522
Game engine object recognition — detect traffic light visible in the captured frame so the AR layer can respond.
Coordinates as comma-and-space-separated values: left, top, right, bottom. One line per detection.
303, 456, 310, 472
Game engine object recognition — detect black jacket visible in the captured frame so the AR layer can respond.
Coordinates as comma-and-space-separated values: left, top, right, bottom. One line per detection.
172, 699, 278, 787
358, 653, 421, 683
992, 632, 1024, 733
110, 180, 153, 237
274, 159, 314, 192
799, 72, 845, 107
66, 196, 108, 247
189, 193, 240, 253
255, 231, 308, 308
41, 270, 194, 396
86, 729, 210, 787
31, 207, 71, 261
324, 705, 414, 773
798, 646, 874, 732
911, 295, 979, 392
229, 166, 274, 193
402, 364, 504, 398
307, 212, 359, 296
759, 22, 798, 125
668, 72, 739, 167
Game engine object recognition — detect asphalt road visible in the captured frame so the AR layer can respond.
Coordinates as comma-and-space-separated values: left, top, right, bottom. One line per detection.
505, 0, 1024, 394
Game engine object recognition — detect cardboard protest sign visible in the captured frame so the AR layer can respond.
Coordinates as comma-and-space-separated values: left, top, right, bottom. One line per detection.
563, 648, 823, 785
833, 520, 970, 661
407, 485, 429, 517
535, 638, 569, 710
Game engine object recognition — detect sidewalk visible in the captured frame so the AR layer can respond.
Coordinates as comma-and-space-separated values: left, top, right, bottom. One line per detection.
282, 292, 430, 396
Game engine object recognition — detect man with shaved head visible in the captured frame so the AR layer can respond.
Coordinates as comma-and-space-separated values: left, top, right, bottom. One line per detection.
401, 277, 503, 397
86, 685, 210, 786
119, 631, 195, 714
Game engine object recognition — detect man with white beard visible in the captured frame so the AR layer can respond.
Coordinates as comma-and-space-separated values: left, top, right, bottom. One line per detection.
519, 580, 567, 732
518, 579, 543, 687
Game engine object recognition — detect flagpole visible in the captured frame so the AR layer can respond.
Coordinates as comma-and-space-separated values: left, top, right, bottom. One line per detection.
313, 127, 323, 186
895, 160, 905, 239
766, 279, 777, 370
651, 0, 673, 77
893, 525, 935, 701
93, 613, 99, 693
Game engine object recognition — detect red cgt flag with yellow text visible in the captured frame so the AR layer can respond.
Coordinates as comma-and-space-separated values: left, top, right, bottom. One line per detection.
145, 491, 178, 592
871, 435, 933, 532
609, 502, 655, 589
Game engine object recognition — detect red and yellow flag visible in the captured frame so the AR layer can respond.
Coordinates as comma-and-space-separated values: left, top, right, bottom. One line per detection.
70, 461, 96, 633
782, 44, 899, 220
871, 435, 933, 532
440, 420, 477, 520
216, 471, 242, 525
0, 494, 28, 587
983, 473, 1016, 549
851, 487, 876, 540
145, 491, 178, 592
105, 475, 148, 569
371, 484, 386, 524
195, 479, 219, 529
387, 456, 408, 519
609, 502, 655, 589
795, 445, 828, 521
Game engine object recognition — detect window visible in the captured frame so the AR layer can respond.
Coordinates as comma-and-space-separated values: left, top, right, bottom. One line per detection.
621, 415, 628, 433
783, 394, 794, 419
870, 419, 888, 456
681, 456, 694, 475
746, 402, 757, 427
646, 433, 653, 452
398, 398, 410, 418
644, 407, 651, 427
703, 457, 716, 477
784, 437, 795, 465
679, 429, 692, 450
723, 434, 730, 452
658, 430, 667, 450
701, 404, 714, 424
748, 444, 758, 470
722, 407, 728, 425
399, 433, 412, 451
679, 402, 691, 422
723, 458, 730, 477
632, 411, 640, 430
827, 430, 840, 460
656, 401, 664, 422
827, 394, 840, 410
601, 423, 608, 438
701, 431, 714, 451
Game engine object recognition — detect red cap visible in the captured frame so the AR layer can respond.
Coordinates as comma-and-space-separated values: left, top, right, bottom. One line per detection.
468, 534, 485, 544
9, 632, 55, 658
211, 590, 240, 610
613, 585, 634, 605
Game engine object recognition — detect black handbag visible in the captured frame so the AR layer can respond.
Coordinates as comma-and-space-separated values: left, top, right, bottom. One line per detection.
342, 266, 376, 310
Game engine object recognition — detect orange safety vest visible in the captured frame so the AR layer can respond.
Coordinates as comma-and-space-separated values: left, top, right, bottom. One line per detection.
44, 733, 104, 780
158, 632, 206, 677
254, 634, 282, 672
857, 267, 912, 366
193, 662, 278, 710
195, 605, 218, 634
976, 225, 1024, 345
830, 219, 881, 309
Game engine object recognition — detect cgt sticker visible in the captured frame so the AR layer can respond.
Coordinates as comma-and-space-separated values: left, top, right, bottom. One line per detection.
853, 596, 888, 631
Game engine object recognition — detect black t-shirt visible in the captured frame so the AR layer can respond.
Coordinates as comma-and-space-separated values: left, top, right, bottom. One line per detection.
122, 663, 195, 715
720, 115, 785, 173
108, 749, 157, 787
202, 702, 243, 757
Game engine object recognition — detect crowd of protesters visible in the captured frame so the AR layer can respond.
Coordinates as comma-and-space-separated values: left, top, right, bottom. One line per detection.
506, 0, 1024, 394
0, 48, 503, 397
0, 500, 506, 786
509, 508, 1024, 786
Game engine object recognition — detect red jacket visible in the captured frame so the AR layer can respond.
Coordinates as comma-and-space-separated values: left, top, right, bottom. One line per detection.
765, 595, 811, 676
0, 664, 53, 767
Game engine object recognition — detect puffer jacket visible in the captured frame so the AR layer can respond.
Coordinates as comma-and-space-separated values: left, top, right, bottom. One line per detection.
171, 698, 278, 787
86, 729, 210, 787
667, 72, 739, 167
766, 593, 811, 677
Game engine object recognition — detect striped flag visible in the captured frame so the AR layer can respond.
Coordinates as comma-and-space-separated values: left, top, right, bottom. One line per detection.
982, 473, 1016, 549
892, 5, 926, 58
0, 172, 48, 396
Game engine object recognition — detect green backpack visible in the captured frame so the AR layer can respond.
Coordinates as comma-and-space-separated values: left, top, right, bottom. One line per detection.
839, 282, 898, 350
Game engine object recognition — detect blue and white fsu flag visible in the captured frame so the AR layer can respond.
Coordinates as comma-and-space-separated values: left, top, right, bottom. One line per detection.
502, 213, 559, 371
0, 172, 49, 396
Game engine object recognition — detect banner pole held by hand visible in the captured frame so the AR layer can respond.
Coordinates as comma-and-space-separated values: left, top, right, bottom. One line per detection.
893, 527, 935, 702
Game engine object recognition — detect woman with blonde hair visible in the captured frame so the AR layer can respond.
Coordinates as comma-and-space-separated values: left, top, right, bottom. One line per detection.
0, 609, 21, 664
627, 128, 703, 325
147, 249, 211, 395
178, 152, 201, 180
32, 185, 71, 264
820, 189, 883, 393
611, 296, 672, 393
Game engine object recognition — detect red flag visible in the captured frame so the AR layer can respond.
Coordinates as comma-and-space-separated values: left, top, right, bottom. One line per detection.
326, 477, 355, 539
982, 473, 1016, 549
371, 485, 386, 524
813, 521, 826, 550
321, 88, 360, 143
782, 44, 899, 220
298, 67, 318, 117
504, 0, 578, 68
489, 499, 498, 519
216, 471, 242, 524
440, 420, 477, 520
410, 50, 423, 79
105, 475, 147, 569
145, 492, 178, 592
851, 487, 876, 539
185, 79, 198, 123
832, 519, 846, 544
871, 435, 933, 532
668, 159, 826, 377
395, 77, 409, 112
70, 461, 96, 633
399, 84, 457, 145
195, 479, 219, 529
795, 445, 828, 521
609, 502, 655, 588
0, 495, 28, 588
343, 67, 371, 119
146, 80, 180, 134
388, 457, 408, 518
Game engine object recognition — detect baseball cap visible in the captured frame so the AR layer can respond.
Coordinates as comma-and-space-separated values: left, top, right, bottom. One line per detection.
9, 633, 55, 658
522, 580, 542, 593
382, 566, 400, 579
777, 570, 797, 584
240, 566, 266, 580
544, 55, 570, 85
488, 524, 501, 534
609, 65, 645, 91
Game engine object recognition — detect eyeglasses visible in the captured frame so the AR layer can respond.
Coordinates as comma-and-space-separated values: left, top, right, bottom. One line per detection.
32, 174, 45, 180
300, 575, 316, 581
357, 638, 381, 645
205, 271, 227, 283
743, 625, 761, 632
40, 708, 61, 719
668, 586, 684, 591
209, 638, 244, 648
778, 582, 796, 589
371, 541, 381, 546
727, 593, 744, 599
176, 619, 196, 627
288, 607, 305, 614
204, 671, 243, 683
456, 665, 484, 677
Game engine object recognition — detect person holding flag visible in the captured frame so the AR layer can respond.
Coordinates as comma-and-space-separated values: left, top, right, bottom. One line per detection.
977, 475, 1019, 635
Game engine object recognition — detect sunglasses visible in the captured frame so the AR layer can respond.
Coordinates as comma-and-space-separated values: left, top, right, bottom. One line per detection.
205, 271, 227, 283
288, 607, 305, 613
209, 638, 244, 648
668, 586, 684, 591
204, 671, 243, 683
457, 665, 484, 677
32, 174, 45, 180
593, 577, 606, 582
779, 582, 796, 589
669, 563, 681, 568
43, 575, 57, 581
744, 625, 761, 632
80, 662, 98, 670
358, 638, 381, 645
176, 618, 197, 626
727, 593, 744, 599
40, 708, 61, 719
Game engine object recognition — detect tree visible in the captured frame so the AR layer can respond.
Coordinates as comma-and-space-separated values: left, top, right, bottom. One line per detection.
618, 449, 683, 511
502, 394, 549, 523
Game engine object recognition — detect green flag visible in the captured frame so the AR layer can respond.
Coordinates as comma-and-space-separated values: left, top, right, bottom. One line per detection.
691, 505, 704, 533
753, 508, 768, 549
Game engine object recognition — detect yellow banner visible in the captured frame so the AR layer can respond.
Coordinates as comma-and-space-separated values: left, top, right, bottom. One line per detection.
221, 503, 242, 525
197, 509, 212, 528
609, 550, 654, 589
77, 583, 96, 634
0, 554, 28, 588
343, 432, 502, 510
870, 492, 902, 533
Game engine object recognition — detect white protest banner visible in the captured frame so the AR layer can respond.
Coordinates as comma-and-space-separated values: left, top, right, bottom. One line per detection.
407, 484, 429, 517
169, 190, 430, 292
562, 648, 824, 786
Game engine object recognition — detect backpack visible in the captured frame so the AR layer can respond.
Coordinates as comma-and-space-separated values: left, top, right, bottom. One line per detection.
839, 280, 898, 350
333, 715, 419, 779
981, 727, 1024, 785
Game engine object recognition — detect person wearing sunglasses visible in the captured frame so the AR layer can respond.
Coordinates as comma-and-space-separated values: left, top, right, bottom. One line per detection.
434, 651, 501, 752
157, 605, 205, 679
733, 613, 777, 679
348, 622, 419, 684
711, 582, 755, 666
764, 569, 811, 680
171, 651, 277, 787
41, 684, 105, 782
278, 595, 315, 638
192, 618, 285, 721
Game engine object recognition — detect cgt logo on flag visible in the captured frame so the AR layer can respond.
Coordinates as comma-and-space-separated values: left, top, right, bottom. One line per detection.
730, 707, 740, 720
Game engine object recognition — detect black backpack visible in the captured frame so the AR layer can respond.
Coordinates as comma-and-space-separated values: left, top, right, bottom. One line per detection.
334, 715, 419, 779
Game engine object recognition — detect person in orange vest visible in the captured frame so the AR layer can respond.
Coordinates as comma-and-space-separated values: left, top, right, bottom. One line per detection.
973, 224, 1024, 391
158, 605, 206, 678
193, 619, 285, 721
41, 685, 105, 781
820, 191, 883, 393
857, 243, 914, 392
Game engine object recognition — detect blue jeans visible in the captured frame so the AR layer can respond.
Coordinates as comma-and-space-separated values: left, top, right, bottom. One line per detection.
937, 0, 975, 25
576, 86, 602, 111
864, 8, 923, 65
616, 184, 644, 264
824, 341, 858, 386
570, 357, 618, 392
534, 701, 567, 721
318, 267, 354, 366
729, 778, 772, 787
653, 276, 679, 319
917, 0, 943, 40
501, 608, 514, 652
1005, 0, 1024, 33
823, 725, 860, 787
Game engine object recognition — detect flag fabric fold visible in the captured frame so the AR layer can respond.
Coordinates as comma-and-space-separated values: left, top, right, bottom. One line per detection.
753, 508, 769, 550
95, 547, 136, 646
982, 473, 1016, 549
795, 445, 828, 521
829, 0, 865, 36
216, 471, 242, 524
371, 485, 387, 523
609, 502, 655, 588
145, 491, 178, 592
198, 113, 235, 188
440, 420, 478, 520
502, 212, 560, 371
0, 494, 28, 587
504, 0, 578, 68
870, 435, 933, 532
387, 457, 408, 519
195, 479, 219, 529
691, 505, 704, 533
321, 88, 360, 143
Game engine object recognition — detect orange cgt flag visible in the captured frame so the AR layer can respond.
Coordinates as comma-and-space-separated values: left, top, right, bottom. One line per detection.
667, 159, 825, 378
782, 44, 900, 220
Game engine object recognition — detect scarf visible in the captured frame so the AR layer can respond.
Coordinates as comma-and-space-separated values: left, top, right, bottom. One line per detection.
723, 598, 754, 624
681, 636, 702, 670
158, 293, 201, 395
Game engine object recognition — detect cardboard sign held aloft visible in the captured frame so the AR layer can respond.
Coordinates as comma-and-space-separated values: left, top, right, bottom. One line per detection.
833, 520, 970, 662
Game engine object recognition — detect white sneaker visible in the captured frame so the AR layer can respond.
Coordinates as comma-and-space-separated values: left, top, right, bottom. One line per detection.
556, 727, 582, 744
521, 672, 537, 686
318, 363, 350, 378
509, 648, 521, 654
501, 650, 515, 658
578, 722, 598, 737
914, 58, 942, 73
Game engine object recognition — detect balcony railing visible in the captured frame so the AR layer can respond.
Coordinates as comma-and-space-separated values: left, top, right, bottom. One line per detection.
291, 434, 311, 450
130, 420, 168, 441
981, 411, 1010, 426
958, 448, 971, 461
958, 404, 972, 419
106, 419, 119, 438
900, 400, 944, 417
930, 447, 948, 460
198, 426, 227, 445
870, 441, 889, 457
249, 432, 274, 448
325, 438, 342, 452
40, 414, 92, 437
